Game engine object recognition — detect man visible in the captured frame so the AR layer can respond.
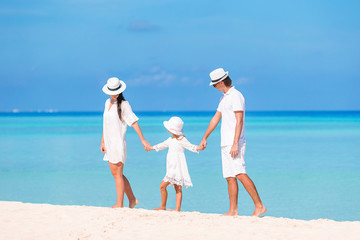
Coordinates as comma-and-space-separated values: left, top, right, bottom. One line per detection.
200, 68, 266, 216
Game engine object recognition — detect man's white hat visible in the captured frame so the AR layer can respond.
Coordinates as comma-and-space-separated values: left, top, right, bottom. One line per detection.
163, 117, 184, 136
209, 68, 229, 86
102, 77, 127, 95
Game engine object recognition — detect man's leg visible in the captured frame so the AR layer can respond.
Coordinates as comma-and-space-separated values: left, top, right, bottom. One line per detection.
236, 173, 266, 216
224, 177, 239, 216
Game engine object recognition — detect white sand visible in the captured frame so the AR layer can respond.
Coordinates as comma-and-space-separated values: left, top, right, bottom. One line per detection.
0, 201, 359, 240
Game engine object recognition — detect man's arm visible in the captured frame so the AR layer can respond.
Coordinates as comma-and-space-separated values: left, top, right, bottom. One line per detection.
200, 111, 222, 149
230, 111, 244, 158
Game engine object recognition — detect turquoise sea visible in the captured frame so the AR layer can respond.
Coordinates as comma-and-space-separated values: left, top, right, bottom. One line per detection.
0, 111, 359, 221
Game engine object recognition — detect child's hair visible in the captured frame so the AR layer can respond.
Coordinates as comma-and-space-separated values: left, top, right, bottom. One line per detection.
171, 133, 184, 140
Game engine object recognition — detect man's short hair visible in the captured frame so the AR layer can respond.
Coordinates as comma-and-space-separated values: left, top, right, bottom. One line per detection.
222, 76, 232, 87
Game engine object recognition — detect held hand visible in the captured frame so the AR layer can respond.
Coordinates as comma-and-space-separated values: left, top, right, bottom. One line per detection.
142, 139, 151, 152
100, 143, 106, 153
196, 145, 205, 151
229, 144, 239, 158
199, 139, 207, 150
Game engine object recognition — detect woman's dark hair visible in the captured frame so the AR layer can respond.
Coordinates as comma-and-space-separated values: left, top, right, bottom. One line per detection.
117, 93, 125, 120
223, 76, 232, 87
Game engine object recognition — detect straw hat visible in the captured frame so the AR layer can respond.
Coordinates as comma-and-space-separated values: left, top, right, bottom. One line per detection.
102, 77, 127, 95
209, 68, 228, 86
163, 117, 184, 136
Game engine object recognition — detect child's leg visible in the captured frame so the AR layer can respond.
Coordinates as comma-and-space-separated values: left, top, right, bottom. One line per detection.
173, 184, 182, 211
154, 181, 171, 210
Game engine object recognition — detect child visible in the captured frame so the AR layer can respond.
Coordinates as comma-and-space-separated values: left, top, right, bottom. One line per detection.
150, 116, 203, 212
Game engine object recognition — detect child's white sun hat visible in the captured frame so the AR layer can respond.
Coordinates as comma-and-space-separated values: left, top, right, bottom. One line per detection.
163, 117, 184, 136
102, 77, 127, 95
209, 68, 228, 86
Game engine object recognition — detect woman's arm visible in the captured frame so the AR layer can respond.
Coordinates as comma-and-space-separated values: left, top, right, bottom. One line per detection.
100, 132, 106, 153
132, 121, 151, 151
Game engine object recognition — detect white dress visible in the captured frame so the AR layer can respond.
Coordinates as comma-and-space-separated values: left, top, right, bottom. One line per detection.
153, 137, 198, 188
103, 99, 139, 164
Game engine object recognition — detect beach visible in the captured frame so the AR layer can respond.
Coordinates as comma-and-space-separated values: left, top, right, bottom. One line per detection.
1, 201, 359, 240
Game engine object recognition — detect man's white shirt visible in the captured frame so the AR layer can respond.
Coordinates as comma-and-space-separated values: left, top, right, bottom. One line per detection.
217, 86, 246, 146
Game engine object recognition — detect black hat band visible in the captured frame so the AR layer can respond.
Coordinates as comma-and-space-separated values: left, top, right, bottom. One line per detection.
211, 75, 226, 83
107, 84, 121, 91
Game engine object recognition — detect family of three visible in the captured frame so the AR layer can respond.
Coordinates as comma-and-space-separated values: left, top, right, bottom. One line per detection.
100, 68, 267, 217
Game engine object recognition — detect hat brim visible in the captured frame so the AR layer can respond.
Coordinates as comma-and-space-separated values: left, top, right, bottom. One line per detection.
209, 72, 228, 86
163, 121, 183, 136
102, 80, 127, 95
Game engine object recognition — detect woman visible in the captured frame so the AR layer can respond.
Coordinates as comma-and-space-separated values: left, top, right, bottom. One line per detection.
101, 77, 150, 208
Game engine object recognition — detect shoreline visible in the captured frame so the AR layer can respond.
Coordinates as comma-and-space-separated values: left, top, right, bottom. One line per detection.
1, 201, 359, 240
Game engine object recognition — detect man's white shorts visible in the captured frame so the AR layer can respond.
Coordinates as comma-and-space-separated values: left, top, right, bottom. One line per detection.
221, 144, 246, 178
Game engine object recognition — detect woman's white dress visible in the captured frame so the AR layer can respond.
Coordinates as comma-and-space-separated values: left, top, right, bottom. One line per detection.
103, 99, 139, 164
153, 137, 198, 188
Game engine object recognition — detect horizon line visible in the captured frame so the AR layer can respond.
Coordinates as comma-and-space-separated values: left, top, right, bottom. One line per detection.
1, 110, 360, 114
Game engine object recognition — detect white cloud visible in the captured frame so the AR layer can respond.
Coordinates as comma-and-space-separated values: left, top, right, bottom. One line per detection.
127, 67, 176, 87
236, 77, 252, 84
127, 66, 208, 87
150, 66, 161, 73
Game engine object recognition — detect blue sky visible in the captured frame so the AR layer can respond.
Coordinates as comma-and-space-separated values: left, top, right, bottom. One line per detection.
0, 0, 359, 111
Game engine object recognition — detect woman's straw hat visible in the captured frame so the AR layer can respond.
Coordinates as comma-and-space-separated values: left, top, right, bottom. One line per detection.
102, 77, 127, 95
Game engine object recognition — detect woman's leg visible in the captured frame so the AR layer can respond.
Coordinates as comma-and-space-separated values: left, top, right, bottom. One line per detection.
108, 162, 125, 208
173, 184, 182, 212
123, 175, 139, 208
154, 181, 171, 210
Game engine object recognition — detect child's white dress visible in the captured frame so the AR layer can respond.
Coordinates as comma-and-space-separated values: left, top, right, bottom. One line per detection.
153, 137, 198, 188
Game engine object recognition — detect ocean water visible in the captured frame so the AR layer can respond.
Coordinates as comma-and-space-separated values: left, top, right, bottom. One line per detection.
0, 111, 359, 221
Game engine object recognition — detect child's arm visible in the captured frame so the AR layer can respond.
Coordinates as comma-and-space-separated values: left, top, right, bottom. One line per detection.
181, 137, 201, 153
152, 138, 170, 152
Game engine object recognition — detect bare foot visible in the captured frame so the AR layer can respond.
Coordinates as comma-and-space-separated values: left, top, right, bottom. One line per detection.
223, 210, 238, 216
129, 199, 139, 209
167, 209, 180, 212
153, 206, 166, 211
252, 205, 267, 217
111, 204, 123, 208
